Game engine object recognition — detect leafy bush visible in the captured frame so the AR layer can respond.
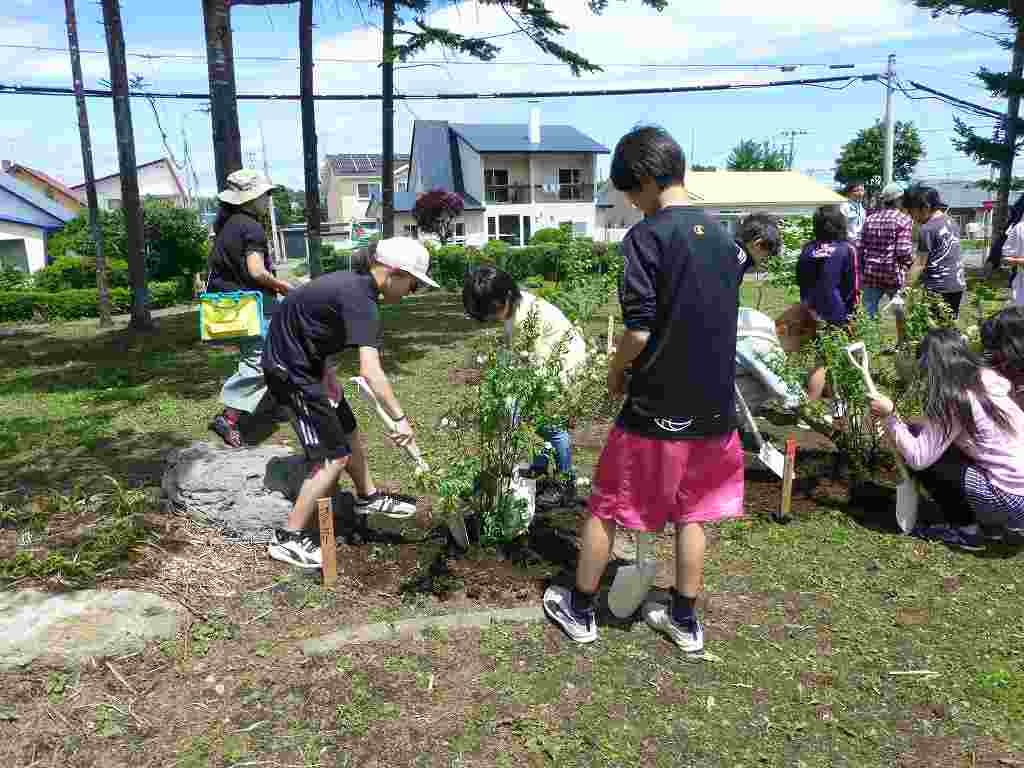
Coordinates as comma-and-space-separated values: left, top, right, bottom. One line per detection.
427, 244, 476, 290
0, 280, 181, 322
0, 267, 30, 291
143, 202, 208, 281
540, 276, 611, 326
530, 226, 571, 245
47, 202, 208, 283
481, 239, 511, 263
33, 257, 130, 292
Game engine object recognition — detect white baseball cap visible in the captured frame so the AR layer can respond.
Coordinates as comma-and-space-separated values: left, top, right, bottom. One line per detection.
374, 236, 439, 289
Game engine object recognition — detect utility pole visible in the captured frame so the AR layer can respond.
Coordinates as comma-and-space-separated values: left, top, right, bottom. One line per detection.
780, 130, 808, 171
382, 0, 395, 238
65, 0, 110, 327
202, 0, 242, 192
101, 0, 151, 330
299, 0, 322, 276
883, 53, 896, 189
260, 122, 282, 264
995, 24, 1024, 244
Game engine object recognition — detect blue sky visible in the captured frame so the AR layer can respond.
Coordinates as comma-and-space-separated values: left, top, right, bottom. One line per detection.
0, 0, 1015, 196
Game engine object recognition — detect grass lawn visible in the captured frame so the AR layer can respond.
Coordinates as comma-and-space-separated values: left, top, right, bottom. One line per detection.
1, 280, 1023, 767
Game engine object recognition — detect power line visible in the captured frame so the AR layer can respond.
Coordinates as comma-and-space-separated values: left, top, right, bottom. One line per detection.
0, 42, 867, 71
0, 72, 878, 102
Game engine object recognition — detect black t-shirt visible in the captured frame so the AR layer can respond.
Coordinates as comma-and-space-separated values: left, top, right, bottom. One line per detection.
617, 206, 742, 440
207, 212, 271, 293
263, 271, 382, 391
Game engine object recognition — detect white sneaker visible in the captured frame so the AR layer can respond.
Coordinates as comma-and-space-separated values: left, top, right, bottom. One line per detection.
543, 585, 597, 643
642, 601, 704, 654
268, 529, 322, 570
355, 491, 417, 519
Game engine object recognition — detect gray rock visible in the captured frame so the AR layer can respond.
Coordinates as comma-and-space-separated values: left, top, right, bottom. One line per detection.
0, 589, 180, 671
162, 442, 315, 541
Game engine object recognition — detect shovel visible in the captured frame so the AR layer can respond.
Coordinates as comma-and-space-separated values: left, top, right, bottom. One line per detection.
845, 343, 919, 533
348, 377, 471, 546
607, 531, 658, 619
735, 383, 786, 479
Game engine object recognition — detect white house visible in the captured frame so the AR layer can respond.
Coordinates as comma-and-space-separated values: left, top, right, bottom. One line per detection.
71, 157, 188, 211
367, 109, 609, 246
597, 171, 848, 240
0, 171, 74, 274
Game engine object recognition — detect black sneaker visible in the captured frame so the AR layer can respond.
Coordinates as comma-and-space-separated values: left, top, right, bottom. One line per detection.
355, 492, 417, 519
267, 528, 322, 569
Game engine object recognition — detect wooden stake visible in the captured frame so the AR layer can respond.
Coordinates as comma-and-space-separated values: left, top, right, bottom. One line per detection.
776, 437, 797, 523
606, 313, 614, 356
317, 497, 337, 588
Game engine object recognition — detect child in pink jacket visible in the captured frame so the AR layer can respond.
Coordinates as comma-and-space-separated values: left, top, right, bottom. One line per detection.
870, 329, 1024, 550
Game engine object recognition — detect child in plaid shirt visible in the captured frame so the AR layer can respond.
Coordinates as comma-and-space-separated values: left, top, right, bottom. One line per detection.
859, 183, 914, 347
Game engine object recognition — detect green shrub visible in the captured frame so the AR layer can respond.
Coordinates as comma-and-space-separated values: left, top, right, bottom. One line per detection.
0, 267, 30, 291
0, 280, 181, 323
530, 226, 571, 245
428, 244, 475, 290
33, 257, 131, 292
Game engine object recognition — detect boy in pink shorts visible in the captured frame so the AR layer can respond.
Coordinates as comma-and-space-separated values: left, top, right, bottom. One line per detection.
542, 126, 745, 654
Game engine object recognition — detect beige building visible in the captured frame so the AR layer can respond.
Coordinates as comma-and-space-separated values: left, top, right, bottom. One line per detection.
320, 153, 409, 240
367, 110, 608, 246
596, 171, 847, 240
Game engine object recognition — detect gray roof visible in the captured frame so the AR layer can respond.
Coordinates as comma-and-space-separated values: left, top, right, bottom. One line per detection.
325, 153, 410, 177
914, 178, 991, 210
450, 123, 609, 154
0, 171, 75, 227
386, 190, 484, 214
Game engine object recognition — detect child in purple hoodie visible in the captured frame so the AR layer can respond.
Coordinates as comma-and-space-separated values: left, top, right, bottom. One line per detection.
870, 329, 1024, 550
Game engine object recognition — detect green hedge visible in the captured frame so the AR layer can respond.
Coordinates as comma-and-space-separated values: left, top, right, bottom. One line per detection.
0, 281, 182, 323
32, 257, 131, 292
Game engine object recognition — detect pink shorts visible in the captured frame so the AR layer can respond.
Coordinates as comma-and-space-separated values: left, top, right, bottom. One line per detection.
588, 426, 745, 532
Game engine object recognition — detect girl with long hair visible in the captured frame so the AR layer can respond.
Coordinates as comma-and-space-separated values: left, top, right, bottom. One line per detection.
870, 328, 1024, 550
980, 305, 1024, 410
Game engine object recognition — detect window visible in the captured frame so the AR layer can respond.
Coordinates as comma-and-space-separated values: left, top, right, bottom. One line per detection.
107, 198, 122, 210
403, 224, 419, 239
558, 169, 583, 201
522, 216, 532, 245
487, 217, 496, 238
498, 215, 520, 245
357, 182, 381, 200
574, 221, 588, 237
485, 169, 509, 203
454, 221, 466, 244
397, 178, 408, 192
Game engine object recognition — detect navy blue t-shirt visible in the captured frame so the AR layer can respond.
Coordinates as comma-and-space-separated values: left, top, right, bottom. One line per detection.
617, 206, 742, 440
796, 240, 857, 326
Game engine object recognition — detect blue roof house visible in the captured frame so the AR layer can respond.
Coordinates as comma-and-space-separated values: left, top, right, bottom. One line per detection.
0, 171, 74, 274
367, 107, 609, 246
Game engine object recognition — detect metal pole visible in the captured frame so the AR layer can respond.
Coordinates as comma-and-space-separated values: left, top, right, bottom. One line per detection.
883, 53, 896, 189
260, 122, 282, 264
382, 0, 395, 238
299, 0, 322, 277
65, 0, 110, 327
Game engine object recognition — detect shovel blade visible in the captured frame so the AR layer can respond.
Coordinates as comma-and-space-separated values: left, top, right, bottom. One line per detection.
607, 561, 657, 618
448, 513, 470, 549
896, 480, 919, 534
758, 441, 787, 479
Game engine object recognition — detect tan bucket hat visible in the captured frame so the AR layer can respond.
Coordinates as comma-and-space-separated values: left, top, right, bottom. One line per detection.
217, 169, 280, 206
374, 236, 440, 289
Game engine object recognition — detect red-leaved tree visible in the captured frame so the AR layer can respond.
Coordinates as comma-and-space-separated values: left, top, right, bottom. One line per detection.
412, 189, 464, 244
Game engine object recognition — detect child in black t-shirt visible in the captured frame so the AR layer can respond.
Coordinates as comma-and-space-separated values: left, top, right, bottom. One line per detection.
542, 126, 745, 655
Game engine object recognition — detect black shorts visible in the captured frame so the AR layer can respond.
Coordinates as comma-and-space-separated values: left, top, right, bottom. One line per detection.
265, 371, 356, 463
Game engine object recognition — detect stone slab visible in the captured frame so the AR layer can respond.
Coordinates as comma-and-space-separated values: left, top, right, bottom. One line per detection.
0, 589, 181, 671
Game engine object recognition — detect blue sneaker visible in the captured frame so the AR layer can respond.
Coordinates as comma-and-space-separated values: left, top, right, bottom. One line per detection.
911, 524, 985, 552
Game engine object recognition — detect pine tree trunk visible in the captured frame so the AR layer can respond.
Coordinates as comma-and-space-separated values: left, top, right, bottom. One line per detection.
202, 0, 243, 193
299, 0, 322, 277
996, 21, 1024, 241
65, 0, 110, 326
101, 0, 151, 330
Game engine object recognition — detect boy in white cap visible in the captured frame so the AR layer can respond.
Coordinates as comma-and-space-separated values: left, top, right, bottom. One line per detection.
262, 237, 439, 569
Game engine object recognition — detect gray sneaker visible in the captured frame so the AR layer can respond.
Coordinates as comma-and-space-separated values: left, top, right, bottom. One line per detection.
543, 585, 597, 643
355, 491, 417, 519
267, 529, 322, 570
